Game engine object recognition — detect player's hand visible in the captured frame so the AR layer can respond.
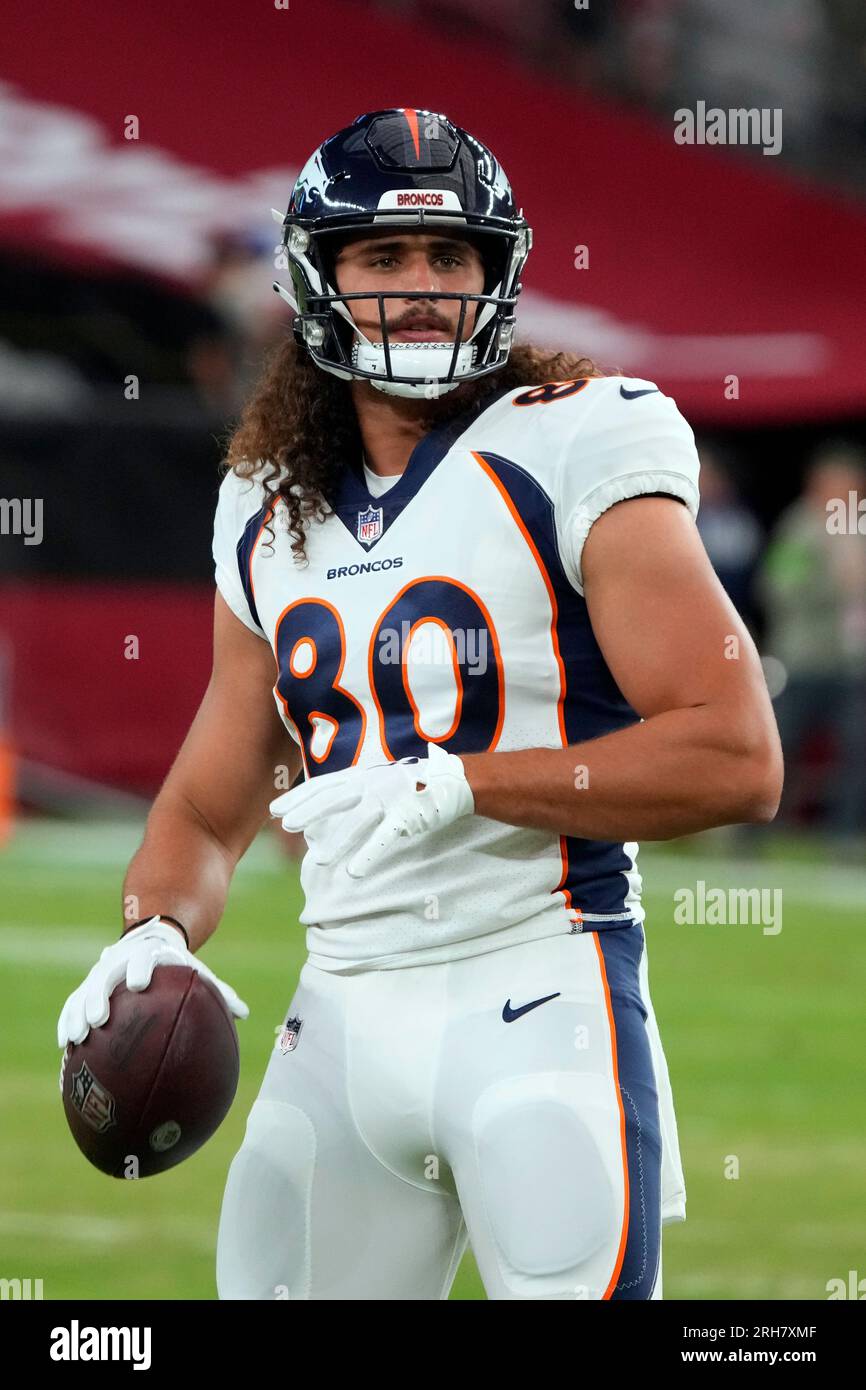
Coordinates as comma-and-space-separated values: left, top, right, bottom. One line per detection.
56, 917, 249, 1050
269, 742, 475, 878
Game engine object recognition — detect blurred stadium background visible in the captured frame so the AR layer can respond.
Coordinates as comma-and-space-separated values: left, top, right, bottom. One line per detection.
1, 0, 865, 1300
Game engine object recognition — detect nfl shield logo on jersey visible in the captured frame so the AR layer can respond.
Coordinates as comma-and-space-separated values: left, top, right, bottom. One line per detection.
357, 505, 383, 544
279, 1017, 303, 1053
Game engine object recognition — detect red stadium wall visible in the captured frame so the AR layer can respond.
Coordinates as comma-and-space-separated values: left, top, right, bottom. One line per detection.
4, 0, 866, 424
0, 583, 215, 796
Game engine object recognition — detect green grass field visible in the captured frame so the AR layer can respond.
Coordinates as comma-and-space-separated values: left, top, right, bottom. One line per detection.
1, 818, 864, 1300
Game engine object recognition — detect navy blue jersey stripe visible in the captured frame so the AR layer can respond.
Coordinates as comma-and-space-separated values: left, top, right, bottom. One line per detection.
236, 504, 269, 633
330, 384, 518, 551
597, 925, 662, 1299
474, 450, 642, 922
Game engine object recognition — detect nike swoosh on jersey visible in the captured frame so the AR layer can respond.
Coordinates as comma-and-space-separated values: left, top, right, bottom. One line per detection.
620, 386, 660, 400
502, 991, 561, 1022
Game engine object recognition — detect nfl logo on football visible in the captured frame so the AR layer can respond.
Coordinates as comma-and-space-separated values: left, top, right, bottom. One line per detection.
70, 1062, 116, 1132
278, 1017, 303, 1053
357, 505, 383, 544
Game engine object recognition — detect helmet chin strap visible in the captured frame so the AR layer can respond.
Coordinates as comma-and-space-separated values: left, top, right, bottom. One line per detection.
273, 280, 300, 313
271, 258, 505, 399
356, 342, 474, 398
336, 285, 498, 398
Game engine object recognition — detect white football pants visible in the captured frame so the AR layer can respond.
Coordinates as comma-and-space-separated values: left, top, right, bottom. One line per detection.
216, 922, 686, 1300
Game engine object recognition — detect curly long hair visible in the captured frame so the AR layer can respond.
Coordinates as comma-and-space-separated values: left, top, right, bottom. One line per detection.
221, 334, 605, 561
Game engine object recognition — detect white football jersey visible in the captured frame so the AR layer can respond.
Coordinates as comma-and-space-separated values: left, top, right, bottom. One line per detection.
213, 375, 700, 972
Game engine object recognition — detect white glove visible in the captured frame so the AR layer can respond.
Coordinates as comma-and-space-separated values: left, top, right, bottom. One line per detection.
270, 742, 475, 878
56, 916, 249, 1050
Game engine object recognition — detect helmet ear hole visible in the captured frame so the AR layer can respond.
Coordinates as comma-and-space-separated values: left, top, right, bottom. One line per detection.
463, 231, 504, 296
317, 231, 353, 294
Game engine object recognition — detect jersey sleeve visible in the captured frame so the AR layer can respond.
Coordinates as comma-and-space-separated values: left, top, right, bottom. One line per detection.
555, 378, 701, 593
212, 467, 269, 639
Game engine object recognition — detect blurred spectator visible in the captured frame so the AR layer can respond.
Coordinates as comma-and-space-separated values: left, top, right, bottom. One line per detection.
695, 442, 764, 632
0, 252, 236, 419
197, 230, 288, 411
374, 0, 866, 193
0, 341, 92, 418
758, 443, 866, 833
616, 0, 680, 106
821, 0, 866, 175
672, 0, 831, 159
550, 0, 617, 93
378, 0, 540, 54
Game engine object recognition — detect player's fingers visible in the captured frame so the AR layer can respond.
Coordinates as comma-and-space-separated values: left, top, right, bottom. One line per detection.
189, 956, 221, 991
66, 1015, 89, 1046
291, 783, 366, 818
124, 944, 157, 993
125, 941, 184, 992
56, 997, 74, 1049
63, 986, 93, 1045
219, 983, 250, 1020
102, 954, 131, 992
346, 809, 407, 878
279, 788, 365, 834
269, 771, 355, 821
85, 958, 129, 1026
84, 986, 112, 1032
192, 961, 249, 1019
190, 959, 250, 1018
309, 803, 385, 865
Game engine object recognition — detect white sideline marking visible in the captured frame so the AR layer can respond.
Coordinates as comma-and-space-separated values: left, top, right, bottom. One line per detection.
0, 926, 297, 972
639, 854, 866, 914
0, 819, 286, 872
0, 1209, 213, 1252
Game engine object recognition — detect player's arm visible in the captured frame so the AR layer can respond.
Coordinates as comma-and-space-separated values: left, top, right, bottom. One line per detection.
460, 495, 783, 840
122, 591, 302, 952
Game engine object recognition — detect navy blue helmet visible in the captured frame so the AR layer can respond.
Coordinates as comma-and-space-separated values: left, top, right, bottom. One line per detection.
271, 108, 532, 398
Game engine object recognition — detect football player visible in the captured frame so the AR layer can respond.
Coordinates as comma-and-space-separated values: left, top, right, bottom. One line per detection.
58, 109, 783, 1300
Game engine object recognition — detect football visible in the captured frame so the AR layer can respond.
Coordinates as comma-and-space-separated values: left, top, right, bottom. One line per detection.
60, 965, 240, 1179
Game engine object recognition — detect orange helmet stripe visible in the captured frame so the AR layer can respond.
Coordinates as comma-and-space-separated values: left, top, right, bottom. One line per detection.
401, 107, 421, 160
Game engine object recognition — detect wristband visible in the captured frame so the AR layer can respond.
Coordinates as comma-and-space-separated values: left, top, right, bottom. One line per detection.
121, 914, 190, 949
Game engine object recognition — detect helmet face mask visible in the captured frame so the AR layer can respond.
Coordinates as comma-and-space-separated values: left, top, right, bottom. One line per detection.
272, 110, 532, 399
